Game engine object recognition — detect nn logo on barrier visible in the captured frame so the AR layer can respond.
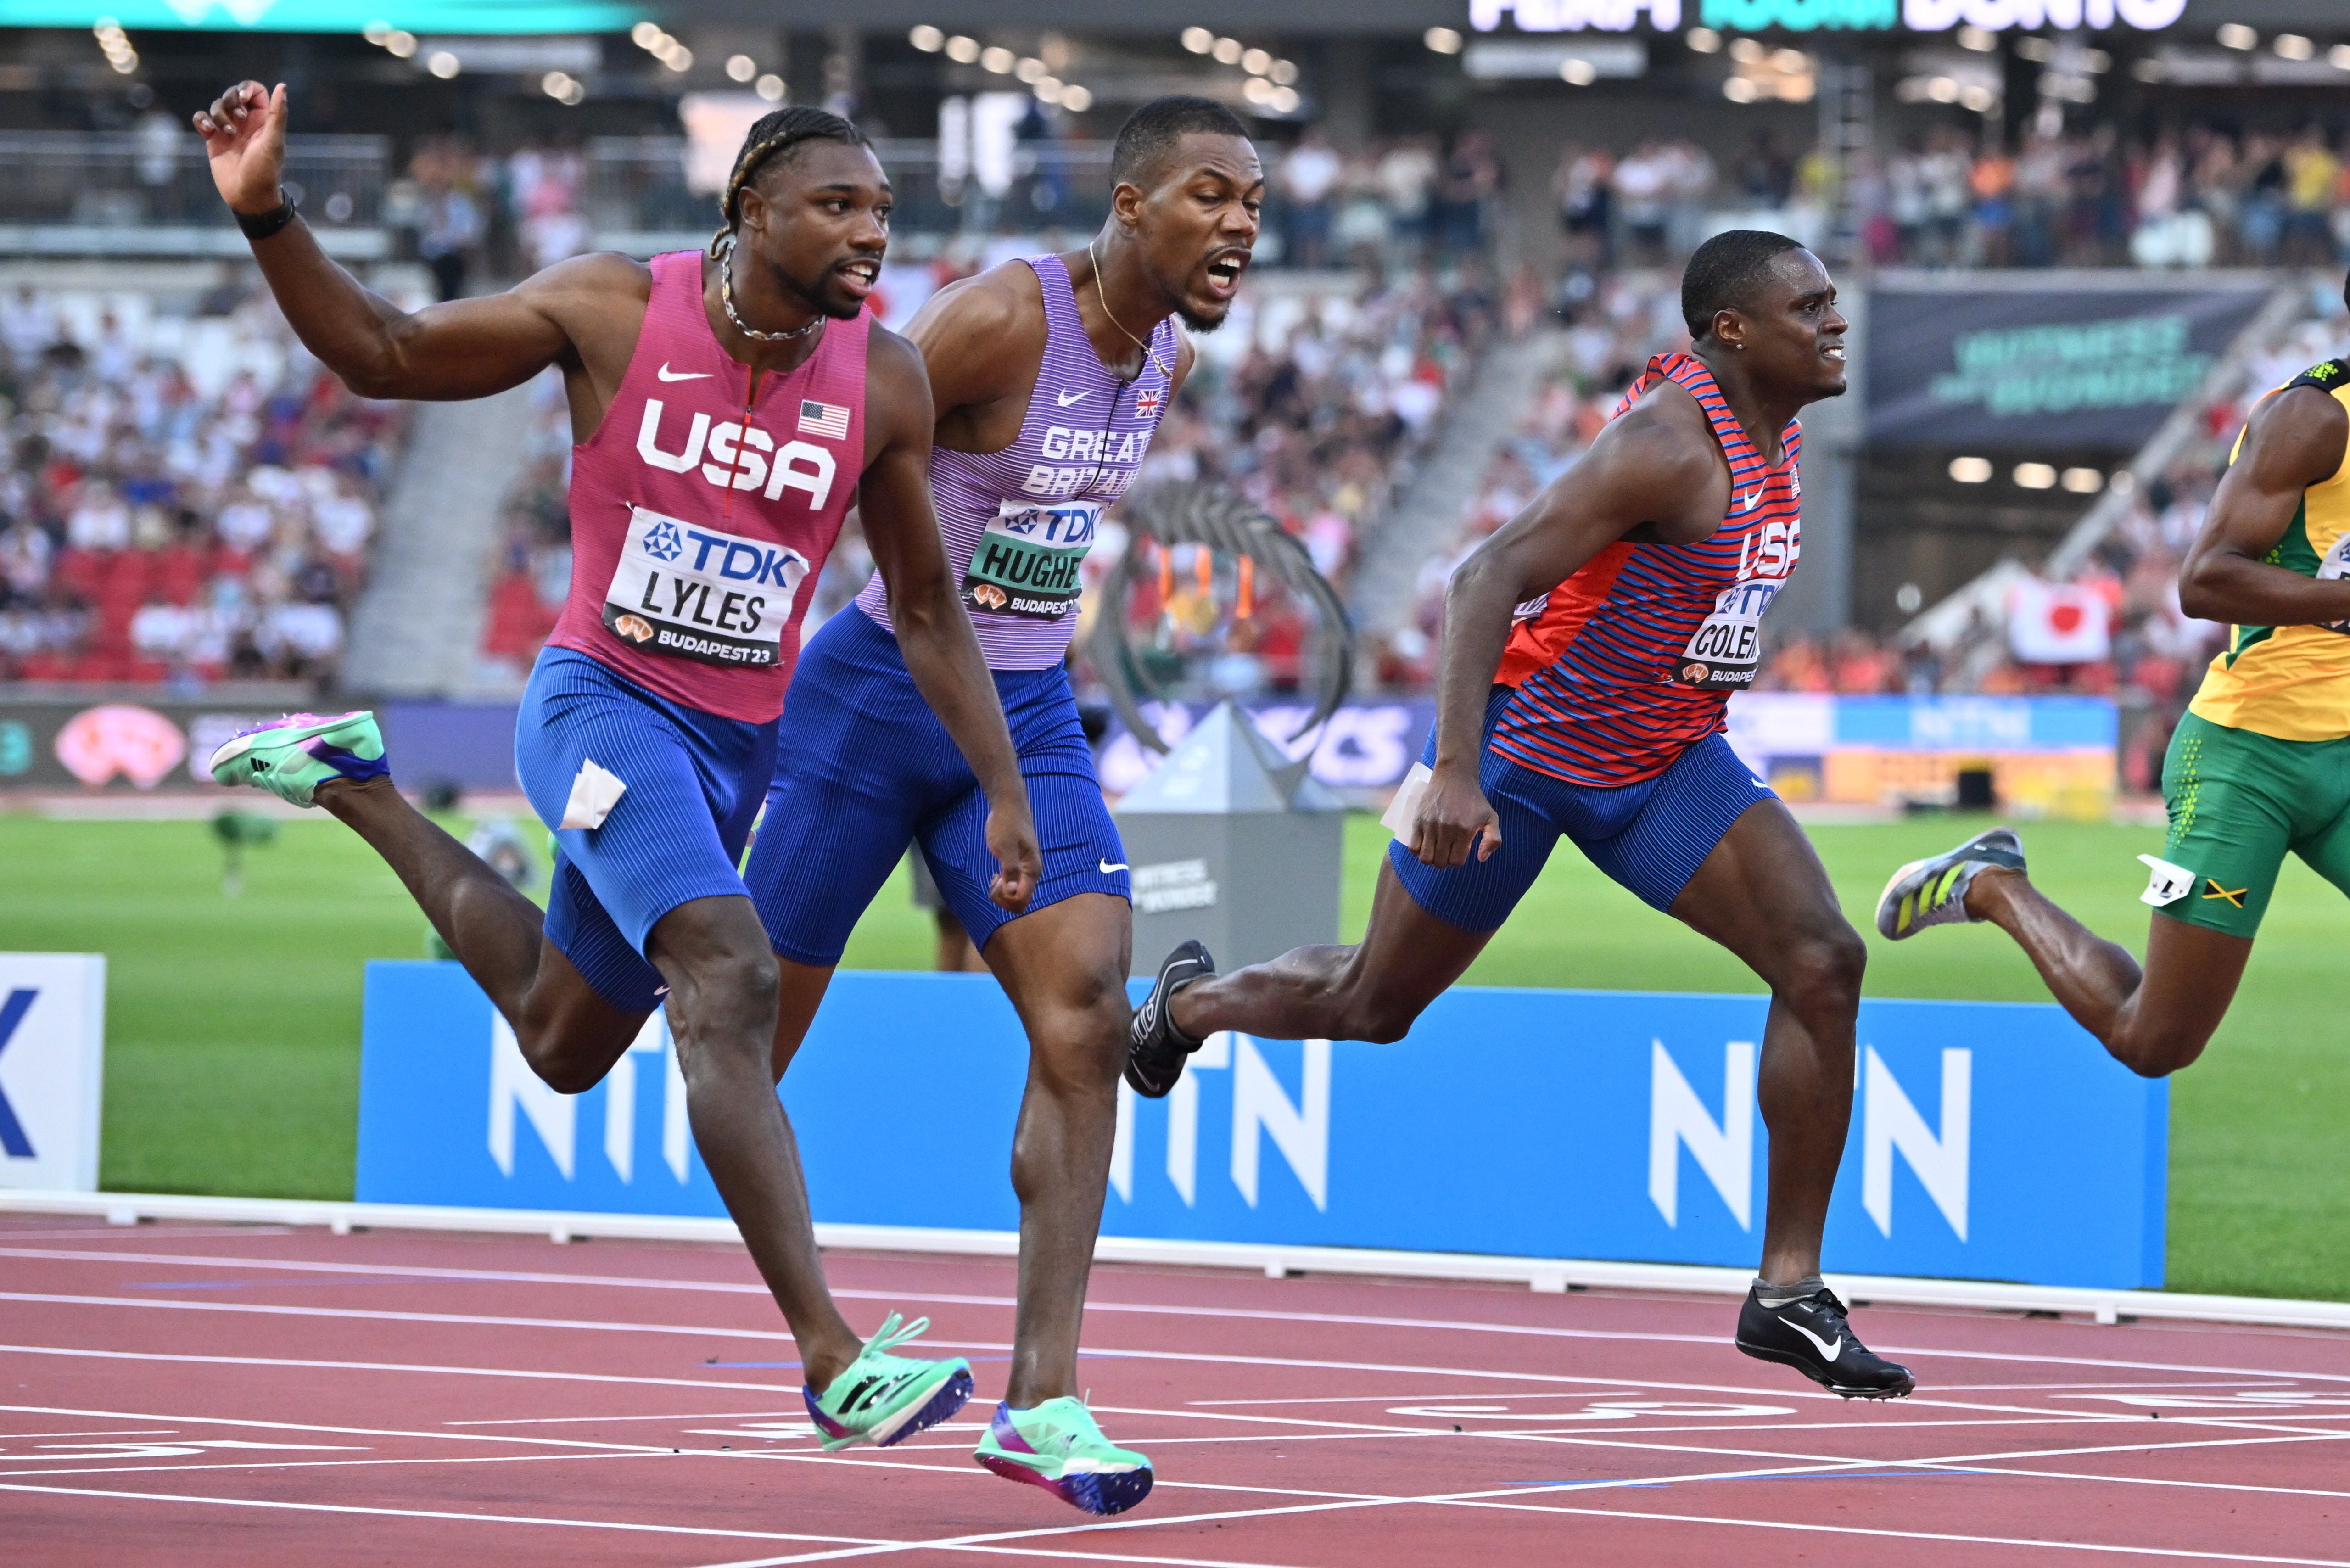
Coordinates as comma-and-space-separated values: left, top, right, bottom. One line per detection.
1109, 1031, 1330, 1213
1649, 1039, 1970, 1241
487, 1013, 691, 1186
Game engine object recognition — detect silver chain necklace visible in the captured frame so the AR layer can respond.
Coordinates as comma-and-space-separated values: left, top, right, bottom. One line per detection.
718, 234, 823, 344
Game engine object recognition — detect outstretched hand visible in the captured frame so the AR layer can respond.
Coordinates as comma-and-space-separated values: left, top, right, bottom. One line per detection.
192, 81, 289, 216
1408, 766, 1503, 870
983, 798, 1042, 913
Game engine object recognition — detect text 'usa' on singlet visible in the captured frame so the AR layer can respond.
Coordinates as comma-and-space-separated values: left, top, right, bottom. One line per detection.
1492, 350, 1802, 788
2188, 358, 2350, 743
856, 252, 1178, 672
550, 248, 868, 724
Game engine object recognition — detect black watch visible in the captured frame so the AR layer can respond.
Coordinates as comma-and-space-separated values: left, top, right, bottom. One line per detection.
235, 192, 299, 241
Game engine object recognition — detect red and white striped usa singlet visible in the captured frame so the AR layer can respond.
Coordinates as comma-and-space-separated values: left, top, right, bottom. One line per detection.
549, 250, 867, 724
1491, 351, 1801, 787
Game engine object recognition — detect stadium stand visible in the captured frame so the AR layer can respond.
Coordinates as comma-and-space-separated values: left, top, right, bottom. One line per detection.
0, 275, 409, 688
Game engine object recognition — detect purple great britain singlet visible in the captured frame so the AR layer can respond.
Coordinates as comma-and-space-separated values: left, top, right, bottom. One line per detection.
855, 253, 1179, 671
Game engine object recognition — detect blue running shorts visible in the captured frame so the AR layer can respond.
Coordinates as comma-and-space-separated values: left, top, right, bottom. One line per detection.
745, 608, 1128, 966
1389, 686, 1775, 932
516, 649, 777, 1013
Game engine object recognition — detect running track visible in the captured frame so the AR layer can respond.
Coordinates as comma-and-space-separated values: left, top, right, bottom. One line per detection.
2, 1214, 2345, 1566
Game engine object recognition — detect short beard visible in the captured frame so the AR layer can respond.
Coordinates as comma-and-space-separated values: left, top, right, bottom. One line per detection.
1175, 304, 1227, 334
759, 251, 864, 322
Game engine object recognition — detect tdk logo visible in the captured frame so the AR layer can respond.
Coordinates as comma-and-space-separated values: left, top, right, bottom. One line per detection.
636, 398, 838, 509
643, 521, 683, 562
674, 531, 803, 587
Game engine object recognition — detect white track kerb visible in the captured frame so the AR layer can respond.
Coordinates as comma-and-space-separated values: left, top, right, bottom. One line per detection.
3, 1187, 2346, 1334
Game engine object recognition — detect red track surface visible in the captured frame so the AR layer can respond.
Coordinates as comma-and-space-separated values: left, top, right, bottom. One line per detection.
2, 1214, 2346, 1566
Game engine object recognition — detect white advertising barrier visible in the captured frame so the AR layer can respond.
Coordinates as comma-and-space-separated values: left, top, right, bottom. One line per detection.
0, 954, 106, 1192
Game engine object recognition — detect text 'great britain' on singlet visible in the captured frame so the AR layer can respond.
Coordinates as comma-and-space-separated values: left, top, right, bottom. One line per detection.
550, 248, 868, 724
855, 252, 1179, 672
1491, 350, 1802, 788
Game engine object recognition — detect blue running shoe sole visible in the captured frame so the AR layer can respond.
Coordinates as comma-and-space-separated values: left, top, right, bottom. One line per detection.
802, 1364, 974, 1450
976, 1451, 1155, 1516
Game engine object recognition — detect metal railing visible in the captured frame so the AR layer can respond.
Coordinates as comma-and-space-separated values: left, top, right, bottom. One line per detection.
0, 132, 389, 232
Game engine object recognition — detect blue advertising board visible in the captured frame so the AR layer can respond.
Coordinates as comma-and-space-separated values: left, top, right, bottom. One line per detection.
357, 964, 2166, 1289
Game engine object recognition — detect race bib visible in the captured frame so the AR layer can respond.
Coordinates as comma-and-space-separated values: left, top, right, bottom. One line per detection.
1672, 578, 1782, 689
963, 499, 1101, 620
2317, 533, 2350, 634
602, 505, 807, 668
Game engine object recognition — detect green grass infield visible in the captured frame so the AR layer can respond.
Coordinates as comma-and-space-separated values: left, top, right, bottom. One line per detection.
0, 809, 2340, 1301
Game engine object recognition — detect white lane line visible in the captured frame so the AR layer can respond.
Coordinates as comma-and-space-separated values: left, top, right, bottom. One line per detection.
0, 1481, 880, 1547
0, 1290, 798, 1342
687, 1547, 1316, 1568
0, 1342, 797, 1393
0, 1401, 760, 1458
0, 1428, 181, 1439
448, 1409, 802, 1427
0, 1448, 666, 1479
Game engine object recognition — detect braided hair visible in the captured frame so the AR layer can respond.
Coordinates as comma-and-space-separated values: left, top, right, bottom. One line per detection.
710, 106, 873, 258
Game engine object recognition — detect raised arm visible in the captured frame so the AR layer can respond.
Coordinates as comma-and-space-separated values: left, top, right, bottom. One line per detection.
2180, 385, 2350, 628
1410, 390, 1726, 869
193, 81, 624, 403
858, 326, 1041, 911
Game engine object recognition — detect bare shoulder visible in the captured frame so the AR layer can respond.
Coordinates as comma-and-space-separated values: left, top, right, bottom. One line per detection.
1590, 380, 1720, 482
511, 250, 652, 309
2242, 382, 2350, 487
910, 260, 1043, 341
864, 320, 930, 395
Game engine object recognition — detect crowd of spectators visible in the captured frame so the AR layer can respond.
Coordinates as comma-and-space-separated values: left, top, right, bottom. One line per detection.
0, 276, 407, 686
1857, 123, 2350, 270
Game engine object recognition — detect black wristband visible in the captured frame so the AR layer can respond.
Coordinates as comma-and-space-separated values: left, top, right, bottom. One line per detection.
235, 194, 298, 241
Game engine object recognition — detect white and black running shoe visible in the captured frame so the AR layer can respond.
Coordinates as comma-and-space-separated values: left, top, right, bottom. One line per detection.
1124, 940, 1215, 1099
1735, 1285, 1915, 1399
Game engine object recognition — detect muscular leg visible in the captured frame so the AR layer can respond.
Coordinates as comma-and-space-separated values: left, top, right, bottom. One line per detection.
978, 892, 1132, 1408
1964, 872, 2249, 1077
318, 775, 640, 1090
652, 894, 862, 1390
1667, 800, 1869, 1287
1171, 861, 1495, 1045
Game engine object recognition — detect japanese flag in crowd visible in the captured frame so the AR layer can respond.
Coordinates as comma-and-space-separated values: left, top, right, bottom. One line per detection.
2008, 577, 2113, 665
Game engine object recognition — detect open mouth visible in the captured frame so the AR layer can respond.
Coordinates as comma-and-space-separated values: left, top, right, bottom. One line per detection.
1203, 250, 1249, 297
1823, 343, 1847, 362
835, 258, 881, 296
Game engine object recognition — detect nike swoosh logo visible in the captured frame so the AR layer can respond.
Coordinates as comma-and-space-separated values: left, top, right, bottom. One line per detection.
1737, 489, 1760, 511
657, 364, 711, 382
1100, 860, 1128, 874
1057, 389, 1091, 407
1778, 1315, 1843, 1361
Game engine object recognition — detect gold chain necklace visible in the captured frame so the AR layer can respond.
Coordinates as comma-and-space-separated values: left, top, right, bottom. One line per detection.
718, 233, 823, 344
1086, 238, 1173, 383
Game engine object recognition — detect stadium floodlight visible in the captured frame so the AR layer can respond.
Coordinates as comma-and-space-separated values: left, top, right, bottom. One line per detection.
1722, 76, 1757, 102
1423, 27, 1462, 55
1269, 86, 1300, 113
1242, 48, 1272, 76
1181, 27, 1214, 54
1958, 25, 1996, 50
2216, 23, 2256, 50
363, 21, 391, 45
1061, 84, 1093, 112
755, 73, 785, 101
386, 29, 415, 57
1016, 56, 1045, 83
1560, 58, 1596, 86
631, 21, 660, 49
1927, 76, 1958, 102
981, 45, 1015, 74
2062, 468, 2104, 495
427, 50, 460, 78
661, 46, 692, 73
1242, 75, 1274, 105
2014, 463, 2058, 490
1685, 28, 1720, 53
945, 35, 980, 64
1034, 78, 1063, 104
2332, 45, 2350, 71
1212, 37, 1243, 65
2273, 34, 2314, 62
1960, 84, 1996, 112
727, 55, 756, 82
909, 25, 945, 52
1949, 456, 1993, 484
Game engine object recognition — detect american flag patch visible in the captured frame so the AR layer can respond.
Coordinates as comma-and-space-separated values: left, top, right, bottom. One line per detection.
1135, 386, 1164, 419
798, 399, 850, 441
